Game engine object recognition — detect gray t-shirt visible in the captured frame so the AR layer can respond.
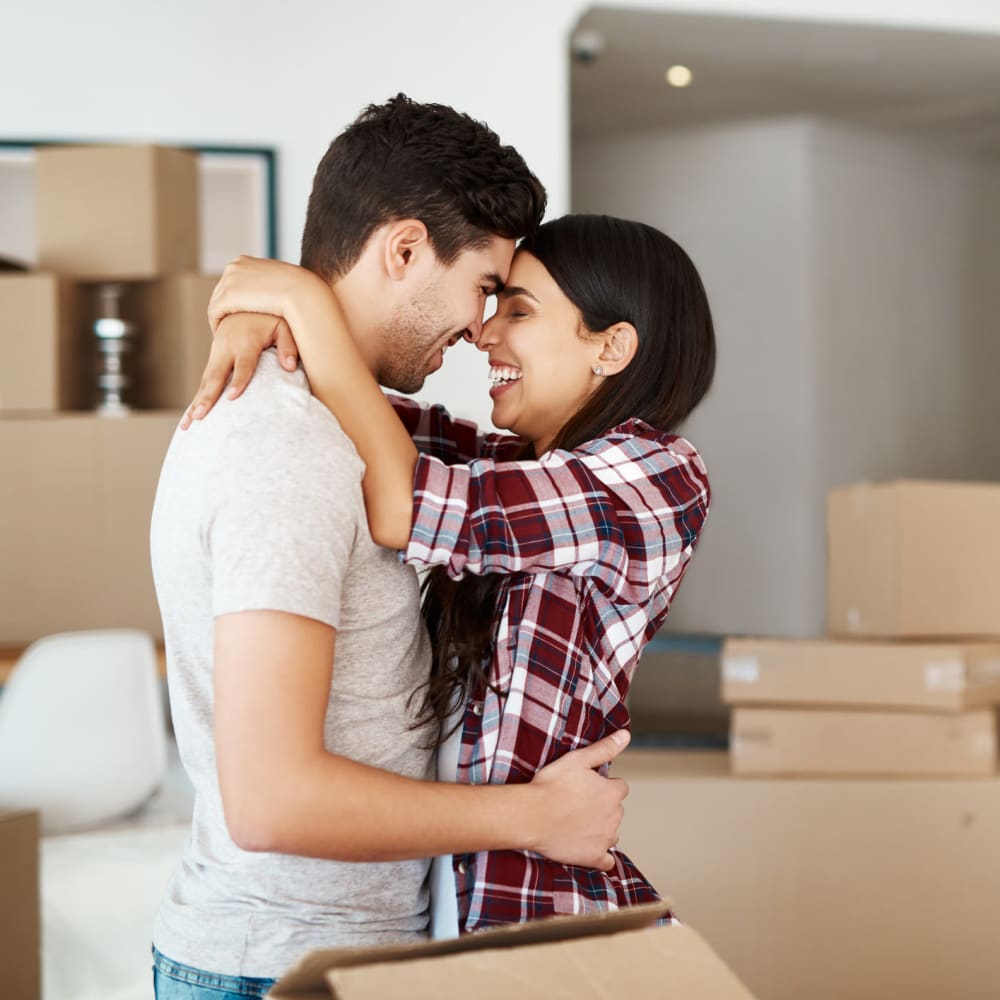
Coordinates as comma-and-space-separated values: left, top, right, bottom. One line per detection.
150, 350, 434, 978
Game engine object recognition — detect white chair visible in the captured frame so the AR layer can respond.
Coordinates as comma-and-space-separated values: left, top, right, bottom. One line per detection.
0, 629, 168, 833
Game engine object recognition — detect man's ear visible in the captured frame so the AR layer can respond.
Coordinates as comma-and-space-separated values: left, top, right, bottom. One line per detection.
384, 219, 432, 281
595, 322, 639, 375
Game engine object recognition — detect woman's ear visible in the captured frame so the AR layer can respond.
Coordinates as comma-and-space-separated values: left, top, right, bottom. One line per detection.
384, 219, 431, 281
595, 322, 638, 375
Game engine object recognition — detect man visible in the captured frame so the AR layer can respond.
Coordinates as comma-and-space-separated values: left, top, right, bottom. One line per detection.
149, 95, 629, 997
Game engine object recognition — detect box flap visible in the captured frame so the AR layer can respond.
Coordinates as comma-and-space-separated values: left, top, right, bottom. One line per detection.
269, 902, 671, 998
326, 922, 754, 1000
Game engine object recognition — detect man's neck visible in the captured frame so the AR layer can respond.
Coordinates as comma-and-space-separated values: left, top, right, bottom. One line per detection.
328, 272, 381, 376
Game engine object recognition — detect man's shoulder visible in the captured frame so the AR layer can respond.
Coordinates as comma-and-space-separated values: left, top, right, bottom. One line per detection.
206, 353, 360, 464
157, 355, 363, 510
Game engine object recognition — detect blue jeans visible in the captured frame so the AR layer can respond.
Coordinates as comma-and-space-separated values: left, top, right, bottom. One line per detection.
152, 947, 276, 999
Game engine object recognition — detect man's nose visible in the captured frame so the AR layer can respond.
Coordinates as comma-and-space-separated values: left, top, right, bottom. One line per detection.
462, 316, 484, 344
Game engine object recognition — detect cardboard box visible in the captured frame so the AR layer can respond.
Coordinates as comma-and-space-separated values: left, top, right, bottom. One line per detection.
721, 637, 1000, 711
0, 273, 87, 412
730, 705, 997, 776
0, 810, 40, 1000
0, 270, 210, 419
0, 412, 179, 644
616, 749, 1000, 1000
268, 902, 756, 1000
36, 144, 199, 279
828, 480, 1000, 639
143, 273, 218, 408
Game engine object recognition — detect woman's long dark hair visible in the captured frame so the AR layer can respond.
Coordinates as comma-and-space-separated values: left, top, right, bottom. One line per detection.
415, 214, 716, 740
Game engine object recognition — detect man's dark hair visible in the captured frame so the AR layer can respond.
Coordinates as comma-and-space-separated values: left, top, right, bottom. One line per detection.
300, 94, 547, 279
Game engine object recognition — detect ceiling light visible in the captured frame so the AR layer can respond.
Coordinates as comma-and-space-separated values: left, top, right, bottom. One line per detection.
665, 65, 693, 88
570, 29, 605, 65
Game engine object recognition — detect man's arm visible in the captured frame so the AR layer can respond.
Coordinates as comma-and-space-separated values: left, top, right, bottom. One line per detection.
214, 609, 629, 866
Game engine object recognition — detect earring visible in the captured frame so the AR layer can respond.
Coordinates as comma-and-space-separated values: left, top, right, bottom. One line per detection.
592, 364, 604, 376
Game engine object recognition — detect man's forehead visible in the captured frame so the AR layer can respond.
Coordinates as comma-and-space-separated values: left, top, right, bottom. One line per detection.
480, 270, 505, 293
450, 234, 515, 285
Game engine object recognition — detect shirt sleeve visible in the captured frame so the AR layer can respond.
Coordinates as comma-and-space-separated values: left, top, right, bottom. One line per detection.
206, 416, 361, 628
402, 424, 710, 604
386, 393, 525, 463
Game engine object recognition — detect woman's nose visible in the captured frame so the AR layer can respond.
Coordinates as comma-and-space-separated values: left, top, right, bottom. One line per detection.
470, 315, 498, 350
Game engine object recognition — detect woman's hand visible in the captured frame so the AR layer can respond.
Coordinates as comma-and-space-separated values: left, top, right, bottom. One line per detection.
527, 730, 631, 871
182, 256, 331, 428
207, 255, 329, 333
181, 313, 297, 429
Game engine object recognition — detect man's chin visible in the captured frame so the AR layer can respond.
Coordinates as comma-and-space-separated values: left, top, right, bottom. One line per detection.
381, 373, 425, 395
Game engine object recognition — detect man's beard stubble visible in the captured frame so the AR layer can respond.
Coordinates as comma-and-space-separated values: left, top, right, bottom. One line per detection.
374, 284, 452, 394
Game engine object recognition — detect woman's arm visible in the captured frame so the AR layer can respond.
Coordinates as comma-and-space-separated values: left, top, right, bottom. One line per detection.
388, 394, 525, 464
204, 257, 421, 547
407, 429, 711, 602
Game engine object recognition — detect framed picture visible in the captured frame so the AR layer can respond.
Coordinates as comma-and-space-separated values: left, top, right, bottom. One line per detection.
0, 140, 277, 272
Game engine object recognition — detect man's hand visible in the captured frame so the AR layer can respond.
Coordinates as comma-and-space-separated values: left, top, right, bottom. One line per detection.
527, 730, 631, 871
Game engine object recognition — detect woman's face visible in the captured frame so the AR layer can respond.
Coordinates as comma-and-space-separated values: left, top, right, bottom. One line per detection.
475, 250, 604, 454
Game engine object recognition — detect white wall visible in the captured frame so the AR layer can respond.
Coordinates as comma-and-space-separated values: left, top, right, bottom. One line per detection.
5, 0, 1000, 428
573, 117, 1000, 636
811, 124, 1000, 488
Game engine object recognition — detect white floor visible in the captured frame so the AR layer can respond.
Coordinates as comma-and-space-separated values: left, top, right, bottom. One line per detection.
41, 742, 193, 1000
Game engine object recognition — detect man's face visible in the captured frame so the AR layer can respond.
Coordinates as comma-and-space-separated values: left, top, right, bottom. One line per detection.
375, 235, 516, 393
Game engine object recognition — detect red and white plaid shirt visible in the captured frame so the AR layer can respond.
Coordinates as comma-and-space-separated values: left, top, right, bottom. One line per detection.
390, 395, 710, 931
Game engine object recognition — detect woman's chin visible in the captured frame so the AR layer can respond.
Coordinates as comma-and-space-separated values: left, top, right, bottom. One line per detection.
489, 405, 515, 434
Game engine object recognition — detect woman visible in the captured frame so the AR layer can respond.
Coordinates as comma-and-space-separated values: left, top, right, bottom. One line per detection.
188, 214, 715, 934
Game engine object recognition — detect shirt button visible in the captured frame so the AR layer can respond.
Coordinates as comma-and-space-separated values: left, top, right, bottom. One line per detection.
456, 859, 468, 875
471, 702, 484, 717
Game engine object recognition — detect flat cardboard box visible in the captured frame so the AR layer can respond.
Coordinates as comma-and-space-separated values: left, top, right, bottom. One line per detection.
0, 273, 87, 412
828, 479, 1000, 639
143, 273, 218, 409
730, 705, 997, 776
268, 903, 755, 1000
722, 636, 1000, 711
616, 749, 1000, 1000
0, 412, 179, 644
0, 810, 40, 1000
36, 144, 199, 279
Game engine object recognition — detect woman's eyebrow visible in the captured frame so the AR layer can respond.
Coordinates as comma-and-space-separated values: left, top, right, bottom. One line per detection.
499, 285, 540, 303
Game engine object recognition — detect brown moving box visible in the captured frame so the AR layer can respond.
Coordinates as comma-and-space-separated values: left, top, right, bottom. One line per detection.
36, 144, 199, 279
730, 705, 997, 776
616, 750, 1000, 1000
721, 637, 1000, 711
0, 273, 87, 412
143, 273, 219, 409
827, 480, 1000, 639
0, 810, 40, 1000
268, 902, 756, 1000
0, 412, 179, 644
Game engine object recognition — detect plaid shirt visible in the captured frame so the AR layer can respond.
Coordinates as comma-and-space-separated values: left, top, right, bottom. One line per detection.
390, 395, 710, 931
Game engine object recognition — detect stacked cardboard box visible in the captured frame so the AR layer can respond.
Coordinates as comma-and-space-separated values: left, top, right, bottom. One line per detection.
0, 144, 220, 644
1, 144, 219, 415
723, 480, 1000, 776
